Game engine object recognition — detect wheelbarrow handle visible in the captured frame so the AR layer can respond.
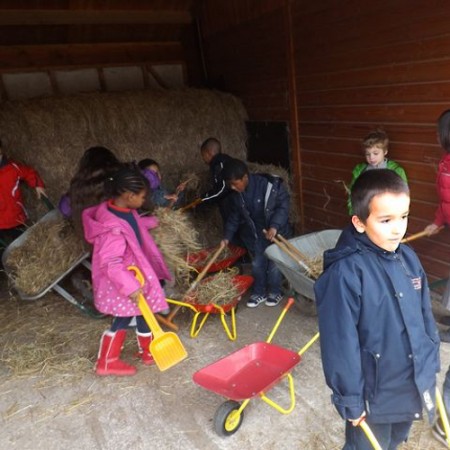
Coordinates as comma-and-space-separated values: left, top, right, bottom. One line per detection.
359, 419, 382, 450
266, 297, 295, 344
436, 387, 450, 447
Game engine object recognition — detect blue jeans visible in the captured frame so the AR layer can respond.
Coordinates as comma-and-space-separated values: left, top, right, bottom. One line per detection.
343, 420, 412, 450
110, 316, 150, 334
248, 238, 282, 297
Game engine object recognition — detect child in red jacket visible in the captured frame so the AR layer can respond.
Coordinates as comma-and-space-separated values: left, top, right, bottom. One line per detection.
0, 140, 46, 246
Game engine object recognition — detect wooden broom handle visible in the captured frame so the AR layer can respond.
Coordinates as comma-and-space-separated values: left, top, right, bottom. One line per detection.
401, 226, 444, 243
166, 242, 226, 322
179, 198, 202, 212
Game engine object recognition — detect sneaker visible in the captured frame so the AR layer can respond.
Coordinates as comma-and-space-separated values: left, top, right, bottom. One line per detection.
432, 417, 448, 447
265, 293, 283, 307
246, 295, 267, 308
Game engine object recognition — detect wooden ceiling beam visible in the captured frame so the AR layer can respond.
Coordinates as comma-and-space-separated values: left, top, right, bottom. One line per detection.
0, 10, 193, 26
0, 42, 184, 71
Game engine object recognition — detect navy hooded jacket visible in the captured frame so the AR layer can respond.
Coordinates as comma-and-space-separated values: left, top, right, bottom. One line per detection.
314, 225, 440, 424
223, 173, 290, 248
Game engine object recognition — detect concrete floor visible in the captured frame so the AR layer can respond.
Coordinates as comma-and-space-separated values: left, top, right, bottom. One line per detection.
1, 276, 450, 450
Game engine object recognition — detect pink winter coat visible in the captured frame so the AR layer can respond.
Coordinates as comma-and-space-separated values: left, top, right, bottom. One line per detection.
82, 201, 171, 317
433, 153, 450, 227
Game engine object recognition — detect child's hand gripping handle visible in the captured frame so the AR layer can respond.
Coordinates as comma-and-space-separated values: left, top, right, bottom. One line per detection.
128, 266, 163, 337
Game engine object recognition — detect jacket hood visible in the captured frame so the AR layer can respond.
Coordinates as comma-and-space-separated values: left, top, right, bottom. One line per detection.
323, 224, 403, 269
83, 202, 121, 244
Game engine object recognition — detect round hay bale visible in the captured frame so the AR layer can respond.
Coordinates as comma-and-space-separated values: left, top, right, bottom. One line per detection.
0, 89, 248, 221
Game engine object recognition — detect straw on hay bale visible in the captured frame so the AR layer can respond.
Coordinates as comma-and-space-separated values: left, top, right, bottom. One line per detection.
0, 89, 248, 222
3, 213, 86, 296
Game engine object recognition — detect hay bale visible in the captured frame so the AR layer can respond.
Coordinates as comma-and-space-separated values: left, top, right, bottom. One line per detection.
0, 89, 248, 221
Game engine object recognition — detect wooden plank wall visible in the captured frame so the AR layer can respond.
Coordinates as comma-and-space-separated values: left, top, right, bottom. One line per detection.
199, 0, 450, 282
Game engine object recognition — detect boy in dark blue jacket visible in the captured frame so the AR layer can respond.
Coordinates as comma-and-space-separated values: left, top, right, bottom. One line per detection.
220, 158, 290, 308
314, 169, 440, 449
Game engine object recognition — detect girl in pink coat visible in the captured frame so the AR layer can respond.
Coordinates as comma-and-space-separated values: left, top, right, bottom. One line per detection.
82, 165, 171, 376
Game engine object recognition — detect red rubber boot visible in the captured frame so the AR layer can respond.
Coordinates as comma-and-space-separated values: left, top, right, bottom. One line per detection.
95, 329, 137, 376
136, 332, 155, 366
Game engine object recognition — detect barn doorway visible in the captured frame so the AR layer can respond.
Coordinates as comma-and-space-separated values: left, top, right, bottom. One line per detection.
246, 121, 290, 172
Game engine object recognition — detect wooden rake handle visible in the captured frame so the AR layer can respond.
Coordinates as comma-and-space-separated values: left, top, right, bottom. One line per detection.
277, 234, 312, 264
272, 235, 315, 278
166, 242, 227, 323
401, 226, 444, 243
179, 198, 202, 213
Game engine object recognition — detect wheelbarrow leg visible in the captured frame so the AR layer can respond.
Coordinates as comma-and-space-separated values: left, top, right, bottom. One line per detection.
52, 283, 104, 318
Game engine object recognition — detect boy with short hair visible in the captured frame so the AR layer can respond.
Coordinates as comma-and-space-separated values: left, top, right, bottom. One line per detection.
315, 169, 440, 449
220, 158, 290, 307
348, 130, 407, 214
199, 137, 234, 220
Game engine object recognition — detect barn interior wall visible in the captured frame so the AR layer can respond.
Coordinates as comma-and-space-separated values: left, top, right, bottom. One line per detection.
198, 0, 450, 282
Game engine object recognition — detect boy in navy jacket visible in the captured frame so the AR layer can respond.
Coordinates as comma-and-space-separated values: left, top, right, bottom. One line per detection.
315, 169, 440, 449
220, 158, 290, 308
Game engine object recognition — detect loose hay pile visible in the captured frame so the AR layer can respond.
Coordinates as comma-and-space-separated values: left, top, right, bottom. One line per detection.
4, 213, 86, 296
187, 268, 240, 306
150, 207, 202, 284
305, 256, 324, 279
0, 294, 106, 381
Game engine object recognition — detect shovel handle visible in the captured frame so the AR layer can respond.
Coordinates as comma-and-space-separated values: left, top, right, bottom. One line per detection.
401, 226, 444, 243
128, 266, 163, 338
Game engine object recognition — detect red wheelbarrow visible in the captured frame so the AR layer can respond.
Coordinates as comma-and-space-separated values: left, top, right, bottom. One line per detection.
193, 300, 383, 449
193, 298, 319, 436
187, 243, 247, 273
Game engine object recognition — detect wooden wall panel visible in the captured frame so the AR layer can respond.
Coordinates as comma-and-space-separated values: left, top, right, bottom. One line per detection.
199, 0, 450, 282
290, 0, 450, 281
201, 7, 289, 121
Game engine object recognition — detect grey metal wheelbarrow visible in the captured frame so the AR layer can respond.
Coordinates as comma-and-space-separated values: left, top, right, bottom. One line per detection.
265, 229, 342, 311
2, 209, 103, 318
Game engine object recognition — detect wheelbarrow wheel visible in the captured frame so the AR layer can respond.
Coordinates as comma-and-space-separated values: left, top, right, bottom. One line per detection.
213, 400, 243, 436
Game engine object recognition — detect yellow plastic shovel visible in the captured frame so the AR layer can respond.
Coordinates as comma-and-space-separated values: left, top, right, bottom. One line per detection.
128, 266, 188, 371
